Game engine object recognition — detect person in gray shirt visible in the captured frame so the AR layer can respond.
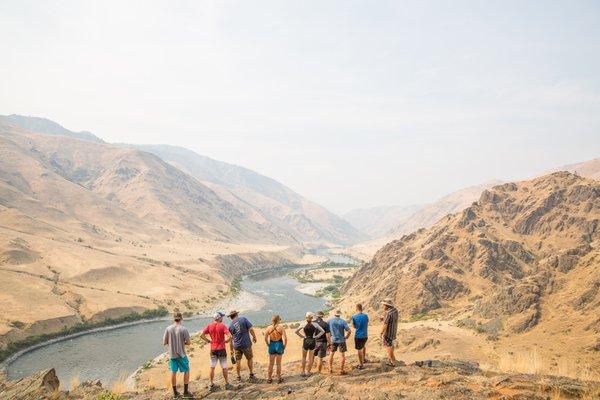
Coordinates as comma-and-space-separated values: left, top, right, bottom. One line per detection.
163, 311, 191, 398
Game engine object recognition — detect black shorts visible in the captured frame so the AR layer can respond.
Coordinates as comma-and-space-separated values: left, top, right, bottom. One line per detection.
314, 341, 328, 358
303, 337, 316, 351
355, 337, 368, 350
210, 349, 227, 358
331, 342, 347, 353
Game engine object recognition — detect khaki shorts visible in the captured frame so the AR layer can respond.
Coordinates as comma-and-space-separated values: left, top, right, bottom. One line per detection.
234, 346, 253, 360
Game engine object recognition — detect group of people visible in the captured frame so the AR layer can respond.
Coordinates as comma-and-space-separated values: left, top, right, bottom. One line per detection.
162, 299, 399, 397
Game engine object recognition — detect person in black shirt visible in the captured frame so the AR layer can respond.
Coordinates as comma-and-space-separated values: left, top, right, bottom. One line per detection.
294, 311, 325, 376
312, 310, 332, 373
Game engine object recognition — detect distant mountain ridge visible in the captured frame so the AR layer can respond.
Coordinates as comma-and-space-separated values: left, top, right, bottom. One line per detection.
0, 114, 364, 246
343, 204, 423, 238
0, 114, 103, 143
125, 144, 366, 245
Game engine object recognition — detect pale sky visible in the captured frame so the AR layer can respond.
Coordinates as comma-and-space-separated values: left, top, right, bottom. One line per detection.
1, 0, 599, 214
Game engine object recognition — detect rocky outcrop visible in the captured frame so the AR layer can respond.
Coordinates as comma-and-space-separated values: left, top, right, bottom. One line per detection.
3, 357, 599, 400
0, 369, 59, 400
342, 172, 600, 340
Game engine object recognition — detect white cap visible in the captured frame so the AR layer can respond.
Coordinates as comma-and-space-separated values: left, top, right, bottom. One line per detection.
213, 311, 225, 320
305, 312, 314, 319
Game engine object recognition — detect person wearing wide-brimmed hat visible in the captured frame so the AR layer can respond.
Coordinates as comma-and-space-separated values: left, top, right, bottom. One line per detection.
227, 309, 257, 382
380, 299, 399, 366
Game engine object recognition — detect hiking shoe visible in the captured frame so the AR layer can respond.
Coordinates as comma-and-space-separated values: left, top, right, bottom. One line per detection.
225, 383, 234, 390
357, 365, 364, 370
173, 390, 181, 398
248, 373, 257, 382
340, 370, 348, 375
277, 377, 284, 384
301, 372, 307, 377
208, 384, 215, 392
267, 378, 273, 384
237, 375, 242, 382
183, 391, 193, 399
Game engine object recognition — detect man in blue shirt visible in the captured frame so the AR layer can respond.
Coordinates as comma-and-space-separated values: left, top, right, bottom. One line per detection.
328, 309, 351, 375
227, 310, 257, 382
351, 303, 369, 369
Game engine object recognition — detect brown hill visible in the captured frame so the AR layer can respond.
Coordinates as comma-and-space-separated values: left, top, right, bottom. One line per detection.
0, 121, 315, 350
386, 180, 503, 238
129, 144, 366, 245
551, 157, 600, 180
342, 172, 599, 361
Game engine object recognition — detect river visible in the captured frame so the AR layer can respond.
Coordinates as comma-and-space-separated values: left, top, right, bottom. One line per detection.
5, 254, 358, 386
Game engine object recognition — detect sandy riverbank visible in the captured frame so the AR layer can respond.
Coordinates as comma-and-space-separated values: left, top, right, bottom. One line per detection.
294, 282, 328, 296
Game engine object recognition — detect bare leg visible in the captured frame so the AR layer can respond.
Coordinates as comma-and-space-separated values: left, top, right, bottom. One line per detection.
247, 357, 254, 375
183, 371, 190, 385
209, 367, 215, 384
222, 365, 229, 384
386, 346, 396, 363
340, 352, 346, 373
171, 372, 177, 386
317, 356, 323, 373
236, 356, 241, 378
268, 354, 275, 380
328, 351, 334, 373
276, 355, 282, 380
307, 351, 315, 373
301, 349, 307, 374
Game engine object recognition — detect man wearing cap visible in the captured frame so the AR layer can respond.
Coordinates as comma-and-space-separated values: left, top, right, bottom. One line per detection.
313, 310, 332, 373
227, 310, 257, 382
163, 311, 191, 398
380, 299, 399, 366
327, 309, 351, 375
201, 312, 233, 391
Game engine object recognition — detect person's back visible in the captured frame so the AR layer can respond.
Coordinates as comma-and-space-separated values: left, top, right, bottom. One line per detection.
351, 312, 369, 339
314, 317, 330, 343
328, 316, 349, 343
229, 316, 252, 349
204, 321, 228, 350
163, 312, 191, 398
164, 323, 190, 358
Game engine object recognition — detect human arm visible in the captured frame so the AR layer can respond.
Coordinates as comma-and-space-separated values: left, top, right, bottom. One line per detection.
294, 324, 305, 339
264, 326, 271, 346
380, 312, 389, 337
184, 329, 191, 346
249, 327, 257, 344
162, 329, 169, 346
313, 322, 325, 339
200, 328, 212, 343
281, 326, 288, 348
344, 322, 352, 340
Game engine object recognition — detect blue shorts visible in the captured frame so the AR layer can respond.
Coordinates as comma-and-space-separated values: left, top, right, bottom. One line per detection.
169, 356, 190, 373
268, 340, 285, 355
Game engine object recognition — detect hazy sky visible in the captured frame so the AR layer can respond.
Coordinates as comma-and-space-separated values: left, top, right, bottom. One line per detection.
1, 1, 599, 214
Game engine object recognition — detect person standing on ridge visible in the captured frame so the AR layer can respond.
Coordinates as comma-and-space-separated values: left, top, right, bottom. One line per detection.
227, 310, 257, 382
294, 311, 326, 376
351, 303, 369, 370
380, 299, 399, 366
313, 310, 332, 373
163, 311, 191, 399
328, 309, 352, 375
264, 315, 287, 383
201, 312, 233, 391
